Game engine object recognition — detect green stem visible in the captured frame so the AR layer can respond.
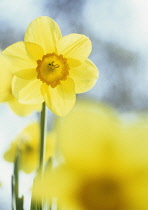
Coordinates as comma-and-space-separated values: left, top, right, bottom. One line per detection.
12, 152, 24, 210
38, 102, 46, 210
39, 102, 46, 172
12, 175, 16, 210
12, 153, 19, 210
14, 154, 19, 205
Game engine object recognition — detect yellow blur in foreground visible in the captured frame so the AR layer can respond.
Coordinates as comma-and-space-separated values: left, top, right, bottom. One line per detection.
0, 55, 42, 116
2, 16, 98, 116
33, 100, 148, 210
4, 122, 56, 173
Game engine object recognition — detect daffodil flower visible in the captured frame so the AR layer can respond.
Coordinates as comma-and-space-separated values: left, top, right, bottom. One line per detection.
0, 55, 42, 116
2, 16, 98, 116
33, 101, 148, 210
4, 122, 56, 173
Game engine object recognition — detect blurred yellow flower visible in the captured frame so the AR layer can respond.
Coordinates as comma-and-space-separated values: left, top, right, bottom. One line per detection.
2, 16, 98, 116
3, 122, 56, 173
33, 101, 148, 210
0, 55, 42, 116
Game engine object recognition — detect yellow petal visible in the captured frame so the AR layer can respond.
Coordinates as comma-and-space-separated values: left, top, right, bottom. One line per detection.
33, 166, 80, 205
67, 58, 82, 67
57, 34, 92, 63
45, 132, 56, 159
24, 16, 62, 54
120, 120, 148, 166
21, 152, 38, 173
69, 59, 99, 93
14, 68, 37, 80
12, 76, 44, 104
8, 97, 42, 116
0, 55, 13, 102
2, 41, 43, 74
3, 142, 17, 162
0, 88, 13, 102
3, 122, 41, 173
55, 100, 120, 174
25, 41, 44, 60
41, 78, 76, 116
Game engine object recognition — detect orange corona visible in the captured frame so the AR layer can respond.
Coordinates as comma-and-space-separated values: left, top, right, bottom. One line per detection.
36, 53, 69, 88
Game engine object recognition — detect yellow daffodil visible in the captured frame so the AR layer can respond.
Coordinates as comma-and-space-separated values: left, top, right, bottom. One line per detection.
2, 16, 98, 116
33, 101, 148, 210
0, 55, 42, 116
4, 122, 56, 173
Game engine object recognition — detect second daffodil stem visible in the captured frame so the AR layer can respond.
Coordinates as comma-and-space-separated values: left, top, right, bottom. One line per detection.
39, 102, 46, 173
12, 152, 24, 210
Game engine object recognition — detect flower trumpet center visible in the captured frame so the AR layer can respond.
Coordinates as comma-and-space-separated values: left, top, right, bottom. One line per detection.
36, 53, 69, 88
79, 177, 126, 210
18, 136, 34, 153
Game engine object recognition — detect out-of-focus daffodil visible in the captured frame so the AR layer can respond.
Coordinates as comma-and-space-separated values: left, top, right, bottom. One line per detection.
0, 55, 42, 116
4, 122, 56, 173
33, 101, 148, 210
2, 16, 98, 116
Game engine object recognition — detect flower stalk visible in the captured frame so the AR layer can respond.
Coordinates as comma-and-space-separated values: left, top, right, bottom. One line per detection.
38, 102, 46, 210
12, 152, 24, 210
39, 102, 46, 173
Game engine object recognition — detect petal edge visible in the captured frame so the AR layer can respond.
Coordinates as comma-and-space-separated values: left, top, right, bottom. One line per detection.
12, 76, 44, 104
24, 16, 62, 54
69, 59, 99, 93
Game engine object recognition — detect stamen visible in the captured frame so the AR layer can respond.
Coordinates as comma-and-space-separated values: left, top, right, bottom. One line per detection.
54, 64, 59, 68
48, 61, 60, 71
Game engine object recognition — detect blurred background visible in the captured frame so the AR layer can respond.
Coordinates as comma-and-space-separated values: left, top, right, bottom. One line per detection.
0, 0, 148, 209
